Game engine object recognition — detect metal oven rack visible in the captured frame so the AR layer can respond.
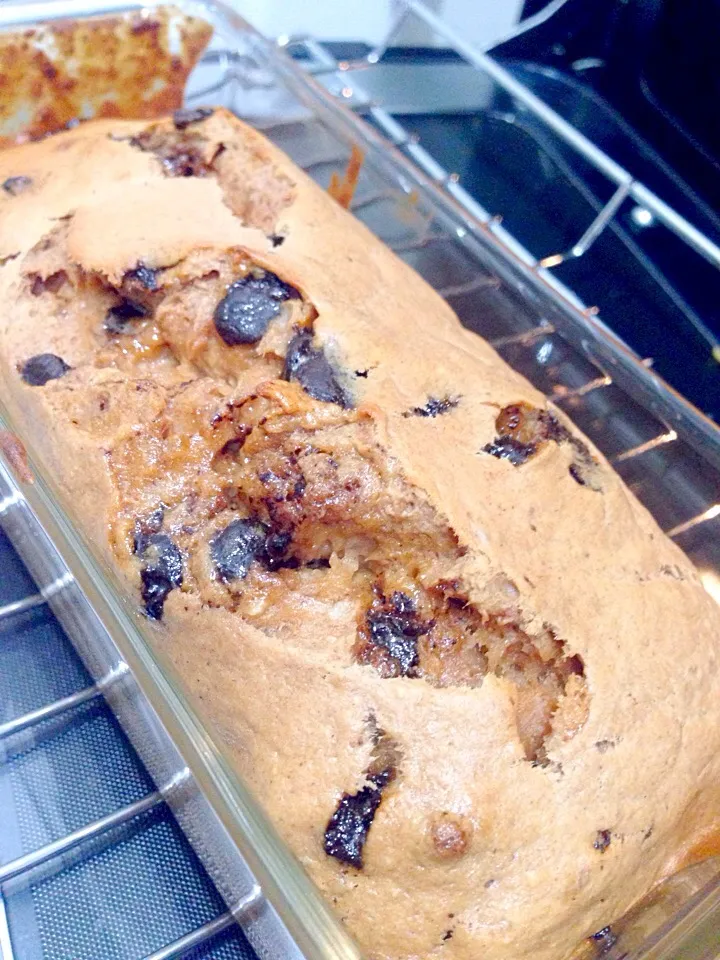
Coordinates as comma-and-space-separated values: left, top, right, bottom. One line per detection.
1, 1, 720, 958
0, 491, 260, 960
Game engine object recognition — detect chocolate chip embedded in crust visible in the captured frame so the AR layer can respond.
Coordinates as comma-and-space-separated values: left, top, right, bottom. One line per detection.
124, 263, 159, 291
431, 813, 471, 859
210, 517, 268, 582
2, 176, 32, 196
262, 529, 293, 570
360, 591, 429, 678
172, 106, 215, 130
593, 829, 611, 853
132, 506, 165, 552
269, 234, 285, 248
324, 768, 394, 869
19, 353, 71, 386
405, 395, 460, 418
283, 328, 351, 408
589, 925, 618, 955
482, 435, 537, 466
104, 298, 148, 334
135, 533, 183, 620
213, 272, 299, 346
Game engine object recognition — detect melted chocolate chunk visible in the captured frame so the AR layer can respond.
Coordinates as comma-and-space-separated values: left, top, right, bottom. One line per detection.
324, 768, 394, 868
2, 175, 32, 196
214, 272, 299, 346
124, 264, 159, 291
135, 533, 183, 620
283, 328, 351, 408
365, 592, 429, 677
486, 402, 601, 488
20, 353, 71, 386
104, 298, 148, 334
132, 506, 165, 553
593, 829, 611, 853
262, 529, 293, 570
210, 518, 268, 582
405, 395, 460, 418
172, 106, 214, 129
482, 436, 537, 466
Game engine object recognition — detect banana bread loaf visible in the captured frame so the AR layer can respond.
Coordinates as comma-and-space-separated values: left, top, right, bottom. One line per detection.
1, 108, 719, 960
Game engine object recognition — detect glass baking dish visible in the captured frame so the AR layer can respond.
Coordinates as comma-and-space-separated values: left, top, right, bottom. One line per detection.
0, 1, 718, 958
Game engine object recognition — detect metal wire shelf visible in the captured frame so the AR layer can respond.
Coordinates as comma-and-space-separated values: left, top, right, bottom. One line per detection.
0, 549, 250, 960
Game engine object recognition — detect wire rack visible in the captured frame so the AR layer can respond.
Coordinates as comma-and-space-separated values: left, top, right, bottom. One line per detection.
0, 515, 250, 960
1, 2, 720, 959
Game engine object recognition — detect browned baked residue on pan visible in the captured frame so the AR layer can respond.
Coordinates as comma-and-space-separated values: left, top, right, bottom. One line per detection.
328, 144, 364, 210
0, 7, 212, 146
0, 430, 33, 483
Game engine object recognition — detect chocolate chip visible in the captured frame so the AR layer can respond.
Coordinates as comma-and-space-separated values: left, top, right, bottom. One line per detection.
405, 395, 459, 418
210, 518, 268, 582
132, 506, 165, 553
590, 926, 618, 955
284, 328, 351, 407
135, 533, 183, 620
442, 931, 453, 942
124, 263, 158, 291
355, 369, 369, 378
365, 593, 429, 677
482, 436, 537, 466
262, 529, 293, 570
104, 298, 148, 334
2, 176, 32, 196
269, 234, 285, 247
594, 829, 611, 853
324, 768, 394, 868
19, 353, 71, 386
172, 106, 214, 129
214, 272, 298, 346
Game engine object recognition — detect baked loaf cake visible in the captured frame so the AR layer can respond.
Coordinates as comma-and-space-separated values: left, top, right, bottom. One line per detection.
1, 108, 719, 960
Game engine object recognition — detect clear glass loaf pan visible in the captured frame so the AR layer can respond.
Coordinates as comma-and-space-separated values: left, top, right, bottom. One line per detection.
0, 1, 718, 958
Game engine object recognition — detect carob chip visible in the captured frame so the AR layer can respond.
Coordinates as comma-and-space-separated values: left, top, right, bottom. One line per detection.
2, 175, 32, 196
104, 298, 148, 334
324, 768, 394, 869
210, 518, 269, 582
363, 592, 429, 677
405, 395, 459, 418
135, 532, 183, 620
283, 328, 351, 407
20, 353, 71, 386
172, 106, 214, 129
124, 263, 159, 291
214, 272, 299, 346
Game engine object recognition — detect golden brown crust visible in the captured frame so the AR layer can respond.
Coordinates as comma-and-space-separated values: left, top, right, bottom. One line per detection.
0, 108, 719, 960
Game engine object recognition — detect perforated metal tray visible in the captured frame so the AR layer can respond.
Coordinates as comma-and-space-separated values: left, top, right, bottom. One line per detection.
0, 2, 719, 959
